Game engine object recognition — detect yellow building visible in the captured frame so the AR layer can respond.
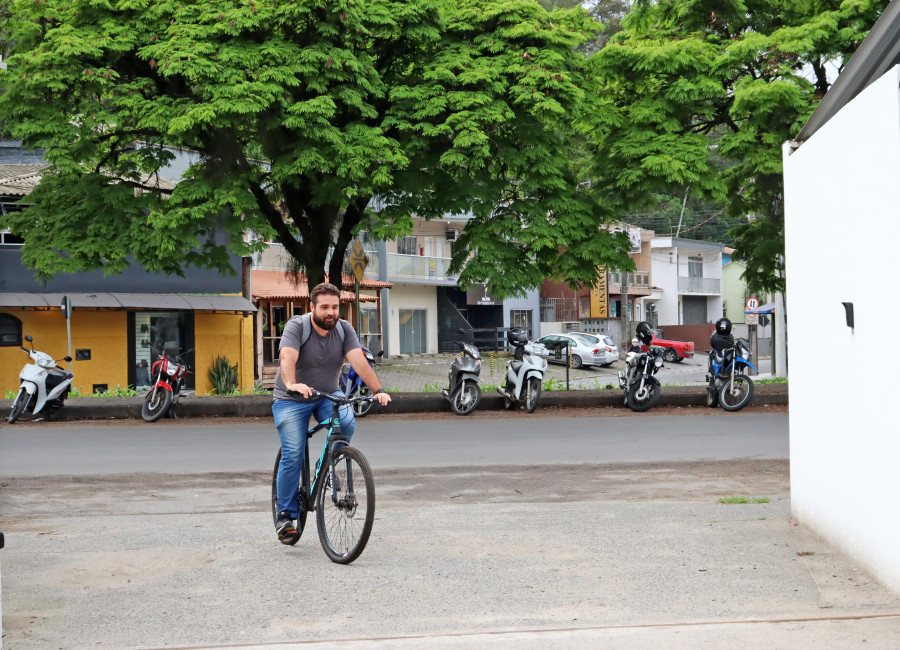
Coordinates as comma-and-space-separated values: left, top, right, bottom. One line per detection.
1, 293, 255, 397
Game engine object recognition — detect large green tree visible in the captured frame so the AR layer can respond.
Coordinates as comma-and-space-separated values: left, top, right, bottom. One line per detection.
585, 0, 888, 294
0, 0, 633, 297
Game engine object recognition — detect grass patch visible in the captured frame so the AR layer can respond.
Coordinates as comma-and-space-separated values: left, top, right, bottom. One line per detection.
757, 377, 787, 384
717, 496, 771, 504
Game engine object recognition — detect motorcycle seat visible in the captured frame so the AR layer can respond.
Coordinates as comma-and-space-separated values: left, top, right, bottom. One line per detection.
509, 360, 523, 373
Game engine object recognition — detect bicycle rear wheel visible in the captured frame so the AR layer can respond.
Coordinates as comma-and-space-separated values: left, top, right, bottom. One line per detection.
316, 445, 375, 564
271, 448, 306, 546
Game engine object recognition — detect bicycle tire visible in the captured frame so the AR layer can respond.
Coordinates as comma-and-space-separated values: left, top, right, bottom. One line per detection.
316, 445, 375, 564
271, 448, 305, 546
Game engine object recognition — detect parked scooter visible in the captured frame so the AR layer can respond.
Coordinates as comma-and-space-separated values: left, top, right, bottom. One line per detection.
441, 329, 482, 416
340, 346, 384, 417
142, 342, 192, 422
497, 328, 547, 413
706, 338, 757, 411
8, 335, 74, 423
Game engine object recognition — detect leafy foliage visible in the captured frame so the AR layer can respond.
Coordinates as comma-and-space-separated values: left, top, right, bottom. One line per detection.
208, 354, 239, 395
0, 0, 634, 297
585, 0, 889, 293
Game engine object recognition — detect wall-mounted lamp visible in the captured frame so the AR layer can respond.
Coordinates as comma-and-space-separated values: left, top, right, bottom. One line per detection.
842, 302, 854, 331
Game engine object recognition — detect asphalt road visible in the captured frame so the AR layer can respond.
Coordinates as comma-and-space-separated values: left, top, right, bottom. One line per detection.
0, 410, 788, 476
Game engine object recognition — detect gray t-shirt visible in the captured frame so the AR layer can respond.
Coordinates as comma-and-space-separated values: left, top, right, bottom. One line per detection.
273, 317, 361, 402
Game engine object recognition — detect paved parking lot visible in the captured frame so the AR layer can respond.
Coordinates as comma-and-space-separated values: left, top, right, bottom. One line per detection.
372, 352, 771, 393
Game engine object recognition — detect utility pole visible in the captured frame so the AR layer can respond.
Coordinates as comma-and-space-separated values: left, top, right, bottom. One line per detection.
621, 273, 629, 348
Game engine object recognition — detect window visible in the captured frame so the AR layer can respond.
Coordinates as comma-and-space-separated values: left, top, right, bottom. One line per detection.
0, 313, 22, 346
688, 256, 703, 278
0, 229, 24, 245
579, 297, 591, 319
510, 309, 533, 338
399, 309, 427, 354
397, 236, 417, 255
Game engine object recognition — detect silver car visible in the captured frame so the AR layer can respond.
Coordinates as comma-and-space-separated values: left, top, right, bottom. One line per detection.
533, 332, 618, 369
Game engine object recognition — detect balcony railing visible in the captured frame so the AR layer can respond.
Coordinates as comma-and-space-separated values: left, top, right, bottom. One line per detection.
386, 253, 454, 280
609, 270, 650, 290
678, 276, 721, 294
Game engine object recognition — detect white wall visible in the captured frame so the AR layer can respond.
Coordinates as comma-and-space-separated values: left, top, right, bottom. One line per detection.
503, 289, 542, 339
649, 243, 679, 325
386, 284, 438, 354
783, 65, 900, 593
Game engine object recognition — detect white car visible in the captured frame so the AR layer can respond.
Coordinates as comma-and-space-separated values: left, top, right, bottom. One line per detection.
533, 332, 619, 369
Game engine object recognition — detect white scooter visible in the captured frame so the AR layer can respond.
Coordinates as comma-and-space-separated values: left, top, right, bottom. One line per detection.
8, 335, 74, 423
497, 328, 547, 413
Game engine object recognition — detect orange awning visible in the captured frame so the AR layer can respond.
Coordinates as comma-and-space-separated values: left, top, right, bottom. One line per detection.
251, 271, 390, 302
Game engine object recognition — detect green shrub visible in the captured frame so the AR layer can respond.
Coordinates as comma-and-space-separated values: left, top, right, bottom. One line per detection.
208, 355, 239, 395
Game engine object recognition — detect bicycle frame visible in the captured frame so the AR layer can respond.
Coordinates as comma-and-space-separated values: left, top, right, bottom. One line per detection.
303, 404, 352, 512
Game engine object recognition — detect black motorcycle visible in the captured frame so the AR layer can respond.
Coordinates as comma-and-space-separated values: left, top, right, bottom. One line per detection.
441, 331, 482, 416
618, 346, 664, 412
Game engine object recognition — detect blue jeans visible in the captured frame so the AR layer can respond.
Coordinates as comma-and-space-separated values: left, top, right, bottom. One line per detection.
272, 392, 356, 519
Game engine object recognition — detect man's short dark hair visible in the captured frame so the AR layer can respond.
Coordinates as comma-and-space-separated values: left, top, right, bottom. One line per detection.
310, 282, 341, 305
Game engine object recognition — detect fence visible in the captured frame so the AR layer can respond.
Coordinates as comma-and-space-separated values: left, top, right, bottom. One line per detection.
540, 297, 578, 323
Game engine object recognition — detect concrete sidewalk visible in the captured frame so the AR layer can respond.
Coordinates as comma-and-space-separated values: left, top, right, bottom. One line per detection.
1, 461, 898, 649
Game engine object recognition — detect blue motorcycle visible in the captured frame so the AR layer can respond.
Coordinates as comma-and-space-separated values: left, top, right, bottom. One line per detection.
706, 338, 758, 411
340, 346, 383, 417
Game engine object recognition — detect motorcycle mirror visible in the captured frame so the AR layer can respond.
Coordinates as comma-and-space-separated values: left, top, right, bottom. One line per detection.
377, 350, 384, 357
64, 356, 72, 362
25, 334, 33, 342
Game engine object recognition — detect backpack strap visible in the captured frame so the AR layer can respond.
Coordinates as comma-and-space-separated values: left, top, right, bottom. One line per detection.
288, 312, 346, 351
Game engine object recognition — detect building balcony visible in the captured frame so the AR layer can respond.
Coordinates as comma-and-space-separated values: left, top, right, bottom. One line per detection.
609, 270, 651, 296
678, 276, 721, 294
385, 253, 455, 283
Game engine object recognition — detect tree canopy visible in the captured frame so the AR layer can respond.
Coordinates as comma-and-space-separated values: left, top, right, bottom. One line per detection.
0, 0, 634, 297
585, 0, 889, 294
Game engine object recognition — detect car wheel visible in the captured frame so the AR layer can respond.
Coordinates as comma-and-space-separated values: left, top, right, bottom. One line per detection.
663, 347, 678, 363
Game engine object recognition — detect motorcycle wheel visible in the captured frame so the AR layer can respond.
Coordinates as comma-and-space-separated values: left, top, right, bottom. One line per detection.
450, 382, 481, 416
349, 385, 374, 417
706, 382, 719, 408
524, 377, 542, 413
719, 375, 754, 412
8, 389, 29, 424
626, 377, 661, 412
142, 386, 173, 422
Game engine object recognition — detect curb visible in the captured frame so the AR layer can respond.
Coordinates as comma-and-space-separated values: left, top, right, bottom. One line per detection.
1, 385, 787, 420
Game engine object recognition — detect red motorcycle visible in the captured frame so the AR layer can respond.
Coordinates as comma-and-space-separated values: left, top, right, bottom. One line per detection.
141, 343, 192, 422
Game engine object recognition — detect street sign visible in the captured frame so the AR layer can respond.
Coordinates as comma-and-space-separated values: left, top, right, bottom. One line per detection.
349, 240, 368, 284
745, 297, 759, 324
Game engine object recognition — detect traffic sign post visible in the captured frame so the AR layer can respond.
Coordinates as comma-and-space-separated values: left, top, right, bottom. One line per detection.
349, 241, 368, 332
745, 297, 759, 325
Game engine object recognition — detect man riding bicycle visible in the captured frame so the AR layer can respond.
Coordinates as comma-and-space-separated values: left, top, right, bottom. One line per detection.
272, 282, 391, 542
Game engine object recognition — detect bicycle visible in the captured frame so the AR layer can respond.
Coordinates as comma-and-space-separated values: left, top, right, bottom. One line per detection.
270, 389, 377, 564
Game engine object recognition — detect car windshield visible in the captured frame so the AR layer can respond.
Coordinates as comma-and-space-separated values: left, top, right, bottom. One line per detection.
572, 333, 599, 346
602, 336, 615, 347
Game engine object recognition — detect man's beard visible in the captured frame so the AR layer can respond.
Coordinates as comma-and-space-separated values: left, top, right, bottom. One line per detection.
313, 312, 337, 330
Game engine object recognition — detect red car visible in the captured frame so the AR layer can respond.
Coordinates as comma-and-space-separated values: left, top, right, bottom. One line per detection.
650, 334, 695, 363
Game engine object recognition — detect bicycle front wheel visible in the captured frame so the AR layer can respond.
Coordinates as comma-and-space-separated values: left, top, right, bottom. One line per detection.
316, 445, 375, 564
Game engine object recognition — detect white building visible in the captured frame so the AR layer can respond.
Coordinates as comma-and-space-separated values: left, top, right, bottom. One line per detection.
782, 0, 900, 593
646, 237, 724, 326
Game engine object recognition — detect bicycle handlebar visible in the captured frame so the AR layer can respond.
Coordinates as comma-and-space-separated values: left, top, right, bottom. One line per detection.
287, 388, 380, 404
